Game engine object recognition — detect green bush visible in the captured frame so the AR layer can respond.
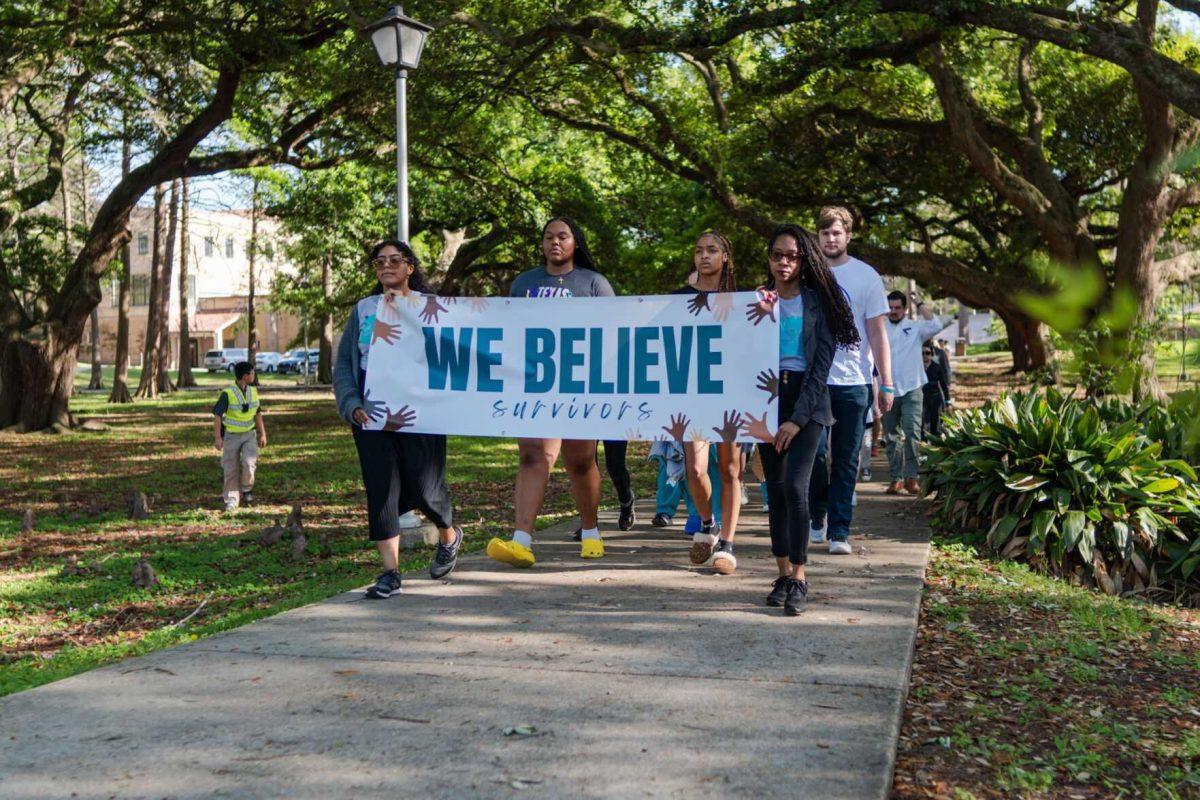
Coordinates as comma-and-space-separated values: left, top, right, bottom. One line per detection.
922, 389, 1200, 599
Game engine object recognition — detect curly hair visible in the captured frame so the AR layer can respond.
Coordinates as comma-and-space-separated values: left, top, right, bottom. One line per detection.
368, 239, 433, 294
766, 224, 859, 349
693, 230, 738, 292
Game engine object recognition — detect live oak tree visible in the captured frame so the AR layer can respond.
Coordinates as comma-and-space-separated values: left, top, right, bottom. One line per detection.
442, 1, 1200, 394
0, 1, 389, 431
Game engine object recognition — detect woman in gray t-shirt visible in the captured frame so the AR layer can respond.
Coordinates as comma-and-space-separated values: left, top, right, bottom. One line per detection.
488, 218, 614, 568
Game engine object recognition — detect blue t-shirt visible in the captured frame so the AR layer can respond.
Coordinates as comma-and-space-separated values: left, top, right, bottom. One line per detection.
779, 295, 807, 372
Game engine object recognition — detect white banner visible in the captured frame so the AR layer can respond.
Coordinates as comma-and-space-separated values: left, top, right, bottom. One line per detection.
361, 291, 779, 443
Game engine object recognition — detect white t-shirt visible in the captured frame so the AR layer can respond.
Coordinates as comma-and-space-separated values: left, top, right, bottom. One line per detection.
885, 315, 944, 395
827, 257, 889, 386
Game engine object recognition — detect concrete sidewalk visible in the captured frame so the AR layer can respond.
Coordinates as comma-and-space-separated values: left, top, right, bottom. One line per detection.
0, 480, 930, 799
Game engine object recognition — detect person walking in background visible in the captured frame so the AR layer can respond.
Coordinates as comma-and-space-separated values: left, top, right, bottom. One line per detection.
755, 224, 859, 615
489, 217, 613, 568
806, 207, 894, 556
882, 293, 943, 495
922, 344, 951, 436
333, 240, 464, 598
648, 441, 722, 530
934, 338, 953, 402
212, 361, 266, 513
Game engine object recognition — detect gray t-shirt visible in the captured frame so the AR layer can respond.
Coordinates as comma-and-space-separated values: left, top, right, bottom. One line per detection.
509, 266, 615, 298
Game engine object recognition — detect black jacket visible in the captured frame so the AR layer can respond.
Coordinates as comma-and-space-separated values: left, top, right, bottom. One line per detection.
782, 289, 835, 429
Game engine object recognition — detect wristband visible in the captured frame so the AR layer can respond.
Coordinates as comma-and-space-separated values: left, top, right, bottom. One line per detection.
879, 386, 896, 395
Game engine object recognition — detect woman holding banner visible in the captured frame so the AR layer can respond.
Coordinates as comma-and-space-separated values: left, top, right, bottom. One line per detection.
754, 225, 858, 616
333, 240, 463, 599
672, 231, 744, 575
488, 217, 614, 568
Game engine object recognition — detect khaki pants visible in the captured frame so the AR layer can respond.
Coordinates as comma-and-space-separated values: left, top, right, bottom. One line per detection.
221, 430, 258, 504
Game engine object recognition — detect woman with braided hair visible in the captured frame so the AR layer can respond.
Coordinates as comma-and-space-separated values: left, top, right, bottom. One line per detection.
754, 224, 858, 615
670, 231, 745, 575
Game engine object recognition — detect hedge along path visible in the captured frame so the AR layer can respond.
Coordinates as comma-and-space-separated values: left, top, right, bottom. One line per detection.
923, 388, 1200, 603
1, 389, 650, 694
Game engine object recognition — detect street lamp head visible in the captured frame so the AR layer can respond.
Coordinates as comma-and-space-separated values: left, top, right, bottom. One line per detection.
365, 5, 432, 70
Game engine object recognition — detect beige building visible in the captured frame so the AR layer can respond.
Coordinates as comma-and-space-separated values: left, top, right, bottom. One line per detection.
85, 206, 303, 367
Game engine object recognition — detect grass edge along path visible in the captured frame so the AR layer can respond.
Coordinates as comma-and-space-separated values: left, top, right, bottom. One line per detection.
893, 539, 1200, 800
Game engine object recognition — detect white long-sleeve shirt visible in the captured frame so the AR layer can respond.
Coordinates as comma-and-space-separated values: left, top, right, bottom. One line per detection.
885, 315, 944, 395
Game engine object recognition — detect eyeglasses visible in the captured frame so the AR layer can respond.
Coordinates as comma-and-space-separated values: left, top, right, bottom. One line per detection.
371, 254, 410, 269
769, 250, 800, 263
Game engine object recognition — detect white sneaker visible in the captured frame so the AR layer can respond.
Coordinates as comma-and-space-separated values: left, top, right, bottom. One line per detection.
809, 521, 827, 544
740, 486, 749, 506
829, 540, 852, 555
851, 490, 858, 507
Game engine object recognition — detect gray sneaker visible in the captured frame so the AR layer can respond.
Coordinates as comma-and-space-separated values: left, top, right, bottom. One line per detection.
365, 570, 402, 599
429, 527, 463, 580
809, 520, 827, 544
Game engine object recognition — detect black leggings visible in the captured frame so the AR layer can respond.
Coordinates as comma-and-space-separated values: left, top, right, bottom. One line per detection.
352, 425, 453, 541
601, 440, 633, 505
758, 371, 826, 566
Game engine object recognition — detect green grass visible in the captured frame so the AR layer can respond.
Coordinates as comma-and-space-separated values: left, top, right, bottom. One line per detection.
72, 364, 307, 392
896, 538, 1200, 798
1, 389, 656, 696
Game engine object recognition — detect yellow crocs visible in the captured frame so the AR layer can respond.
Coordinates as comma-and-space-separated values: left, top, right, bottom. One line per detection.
487, 537, 536, 568
579, 537, 605, 559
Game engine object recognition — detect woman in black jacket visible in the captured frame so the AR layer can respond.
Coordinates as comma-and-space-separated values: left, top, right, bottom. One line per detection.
753, 224, 859, 616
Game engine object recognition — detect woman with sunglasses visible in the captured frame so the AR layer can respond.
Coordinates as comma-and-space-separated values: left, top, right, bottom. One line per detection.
333, 240, 463, 598
754, 225, 858, 615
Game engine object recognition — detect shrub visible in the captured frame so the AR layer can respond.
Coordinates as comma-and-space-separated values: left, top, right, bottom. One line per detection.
922, 389, 1200, 599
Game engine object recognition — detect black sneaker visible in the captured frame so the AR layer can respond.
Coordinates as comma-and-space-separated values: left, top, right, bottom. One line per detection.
429, 527, 463, 580
652, 513, 672, 528
766, 575, 789, 607
571, 527, 582, 542
365, 570, 402, 599
784, 579, 808, 616
618, 498, 636, 531
241, 491, 254, 506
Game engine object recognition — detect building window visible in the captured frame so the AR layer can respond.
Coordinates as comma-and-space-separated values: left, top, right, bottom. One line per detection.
204, 236, 214, 257
188, 275, 197, 304
132, 274, 150, 306
137, 234, 149, 255
226, 236, 235, 258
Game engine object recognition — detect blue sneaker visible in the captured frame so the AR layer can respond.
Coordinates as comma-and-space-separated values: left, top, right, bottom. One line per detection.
684, 512, 701, 534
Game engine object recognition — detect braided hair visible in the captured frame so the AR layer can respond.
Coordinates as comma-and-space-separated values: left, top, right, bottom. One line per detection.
694, 230, 738, 292
369, 239, 433, 294
766, 224, 859, 349
542, 216, 599, 273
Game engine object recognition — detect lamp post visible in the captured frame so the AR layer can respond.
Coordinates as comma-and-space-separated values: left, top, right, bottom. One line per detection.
365, 5, 432, 243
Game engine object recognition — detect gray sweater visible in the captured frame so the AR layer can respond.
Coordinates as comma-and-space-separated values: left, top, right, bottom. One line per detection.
332, 303, 366, 424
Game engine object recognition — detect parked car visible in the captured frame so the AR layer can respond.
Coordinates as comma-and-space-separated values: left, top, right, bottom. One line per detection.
277, 348, 320, 375
255, 351, 282, 373
204, 348, 249, 373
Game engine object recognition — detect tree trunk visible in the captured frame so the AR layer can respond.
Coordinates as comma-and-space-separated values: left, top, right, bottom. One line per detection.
177, 176, 196, 388
155, 179, 179, 394
135, 185, 166, 398
317, 248, 333, 384
997, 307, 1050, 374
247, 176, 259, 384
86, 309, 103, 389
0, 328, 82, 432
108, 131, 133, 404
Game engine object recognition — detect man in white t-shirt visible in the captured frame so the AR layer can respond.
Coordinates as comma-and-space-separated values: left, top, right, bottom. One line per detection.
807, 207, 894, 555
883, 291, 943, 495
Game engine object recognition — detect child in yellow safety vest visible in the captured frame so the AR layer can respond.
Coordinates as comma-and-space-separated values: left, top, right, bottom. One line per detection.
212, 361, 267, 512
